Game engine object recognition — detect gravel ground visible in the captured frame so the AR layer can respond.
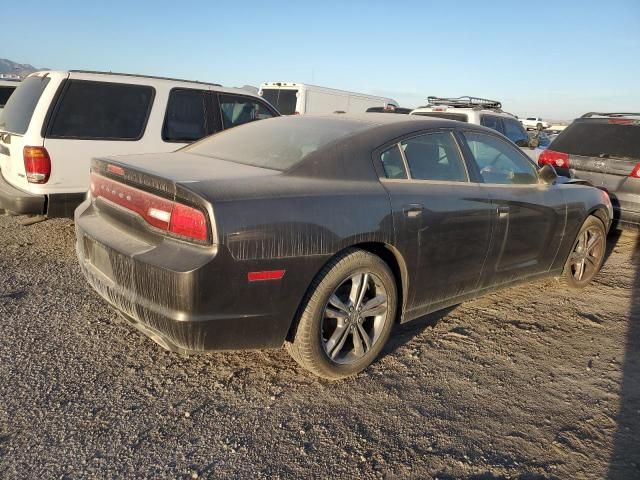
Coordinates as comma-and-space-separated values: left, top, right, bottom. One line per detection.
1, 215, 639, 479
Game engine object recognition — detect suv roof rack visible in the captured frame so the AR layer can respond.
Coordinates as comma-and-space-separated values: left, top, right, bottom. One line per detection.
68, 70, 222, 87
425, 95, 502, 110
581, 112, 640, 118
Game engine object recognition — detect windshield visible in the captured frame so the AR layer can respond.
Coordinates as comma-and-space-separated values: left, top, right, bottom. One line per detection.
260, 88, 298, 115
412, 112, 468, 122
551, 122, 640, 159
0, 76, 51, 134
185, 116, 370, 171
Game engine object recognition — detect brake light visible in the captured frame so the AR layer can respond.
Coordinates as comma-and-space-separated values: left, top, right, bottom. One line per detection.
629, 163, 640, 178
90, 172, 208, 242
23, 146, 51, 184
169, 203, 207, 241
107, 164, 125, 176
538, 149, 570, 169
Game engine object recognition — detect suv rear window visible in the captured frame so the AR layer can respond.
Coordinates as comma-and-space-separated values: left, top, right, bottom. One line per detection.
260, 89, 297, 115
48, 80, 154, 140
551, 121, 640, 160
412, 112, 469, 122
0, 86, 17, 107
0, 76, 50, 135
185, 116, 369, 171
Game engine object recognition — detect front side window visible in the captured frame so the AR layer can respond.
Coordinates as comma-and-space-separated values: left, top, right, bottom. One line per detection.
462, 131, 538, 185
401, 132, 467, 182
380, 145, 407, 179
503, 118, 529, 147
163, 88, 215, 143
219, 95, 275, 129
48, 80, 154, 140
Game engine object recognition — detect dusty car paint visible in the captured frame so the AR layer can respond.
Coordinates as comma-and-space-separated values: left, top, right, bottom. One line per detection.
75, 114, 612, 354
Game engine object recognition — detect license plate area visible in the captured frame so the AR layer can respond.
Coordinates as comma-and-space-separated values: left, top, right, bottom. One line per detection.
84, 236, 115, 281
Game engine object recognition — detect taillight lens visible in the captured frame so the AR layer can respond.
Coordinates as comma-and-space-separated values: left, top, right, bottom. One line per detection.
90, 172, 209, 242
629, 163, 640, 178
24, 146, 51, 184
538, 149, 570, 169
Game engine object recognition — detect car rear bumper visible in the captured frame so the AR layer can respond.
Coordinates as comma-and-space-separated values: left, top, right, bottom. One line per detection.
75, 199, 315, 353
0, 171, 45, 215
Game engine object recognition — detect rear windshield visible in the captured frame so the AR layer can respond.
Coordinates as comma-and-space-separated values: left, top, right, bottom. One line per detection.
412, 112, 468, 122
0, 76, 50, 134
260, 88, 297, 115
185, 117, 370, 171
0, 86, 17, 107
551, 121, 640, 160
48, 80, 154, 140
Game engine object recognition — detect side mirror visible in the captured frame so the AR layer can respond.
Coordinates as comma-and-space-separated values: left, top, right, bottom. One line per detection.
528, 137, 540, 149
538, 164, 558, 184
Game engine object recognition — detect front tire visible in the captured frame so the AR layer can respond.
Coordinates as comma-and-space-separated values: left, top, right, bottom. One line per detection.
561, 216, 606, 289
286, 249, 397, 380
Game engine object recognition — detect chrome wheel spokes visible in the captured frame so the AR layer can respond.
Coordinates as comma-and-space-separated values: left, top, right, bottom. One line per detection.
321, 272, 388, 364
570, 227, 604, 281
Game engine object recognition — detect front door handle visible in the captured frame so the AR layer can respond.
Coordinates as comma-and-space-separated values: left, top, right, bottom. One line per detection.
497, 205, 509, 217
403, 203, 424, 218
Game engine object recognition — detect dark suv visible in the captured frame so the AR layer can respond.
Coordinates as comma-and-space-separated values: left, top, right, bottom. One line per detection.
539, 112, 640, 229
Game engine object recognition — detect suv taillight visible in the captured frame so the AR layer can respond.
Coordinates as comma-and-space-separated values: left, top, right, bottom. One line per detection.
538, 149, 570, 169
23, 146, 51, 184
90, 172, 209, 242
629, 163, 640, 178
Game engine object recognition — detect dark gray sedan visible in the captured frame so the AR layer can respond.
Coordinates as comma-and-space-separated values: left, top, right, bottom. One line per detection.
75, 114, 612, 379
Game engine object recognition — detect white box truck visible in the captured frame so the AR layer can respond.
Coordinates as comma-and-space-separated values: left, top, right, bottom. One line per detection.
259, 82, 398, 115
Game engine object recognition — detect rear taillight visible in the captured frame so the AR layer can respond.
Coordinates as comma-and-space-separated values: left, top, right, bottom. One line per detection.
538, 149, 570, 169
629, 163, 640, 178
90, 172, 209, 242
23, 146, 51, 184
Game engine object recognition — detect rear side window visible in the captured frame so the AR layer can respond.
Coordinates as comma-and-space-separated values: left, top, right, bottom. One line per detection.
412, 112, 469, 122
401, 132, 467, 182
0, 76, 50, 134
48, 80, 154, 140
0, 86, 16, 107
260, 89, 297, 115
219, 94, 275, 129
380, 145, 407, 179
480, 115, 504, 134
551, 122, 640, 160
503, 118, 529, 147
162, 88, 216, 143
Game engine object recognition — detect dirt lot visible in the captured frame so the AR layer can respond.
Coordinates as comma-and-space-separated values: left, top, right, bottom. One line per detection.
0, 214, 638, 479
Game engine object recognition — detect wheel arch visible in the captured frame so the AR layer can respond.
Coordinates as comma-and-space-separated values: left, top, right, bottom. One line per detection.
587, 205, 610, 232
285, 241, 409, 342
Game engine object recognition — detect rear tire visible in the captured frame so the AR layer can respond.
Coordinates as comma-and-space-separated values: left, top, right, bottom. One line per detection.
286, 249, 397, 380
561, 216, 606, 289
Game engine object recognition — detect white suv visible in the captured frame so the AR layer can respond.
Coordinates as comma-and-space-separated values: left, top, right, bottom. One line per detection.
410, 96, 541, 160
0, 70, 279, 217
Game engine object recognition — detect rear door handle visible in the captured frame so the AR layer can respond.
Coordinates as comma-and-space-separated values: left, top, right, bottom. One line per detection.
403, 203, 424, 218
497, 205, 509, 217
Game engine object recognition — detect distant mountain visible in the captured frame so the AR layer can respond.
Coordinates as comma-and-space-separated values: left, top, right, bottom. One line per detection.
0, 59, 43, 78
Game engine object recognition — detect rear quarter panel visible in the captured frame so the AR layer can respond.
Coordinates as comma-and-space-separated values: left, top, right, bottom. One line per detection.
552, 183, 612, 271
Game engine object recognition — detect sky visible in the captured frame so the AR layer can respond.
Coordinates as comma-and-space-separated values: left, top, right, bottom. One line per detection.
3, 0, 639, 121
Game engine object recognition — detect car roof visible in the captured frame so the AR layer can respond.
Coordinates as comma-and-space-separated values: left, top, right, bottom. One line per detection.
28, 70, 260, 97
410, 106, 517, 118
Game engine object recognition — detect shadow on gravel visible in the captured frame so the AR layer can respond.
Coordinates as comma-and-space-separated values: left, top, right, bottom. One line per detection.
608, 232, 640, 479
378, 306, 457, 359
604, 228, 623, 264
435, 474, 559, 480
